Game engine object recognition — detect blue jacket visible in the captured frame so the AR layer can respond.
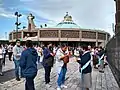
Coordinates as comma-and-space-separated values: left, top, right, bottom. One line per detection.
78, 51, 92, 74
20, 48, 38, 78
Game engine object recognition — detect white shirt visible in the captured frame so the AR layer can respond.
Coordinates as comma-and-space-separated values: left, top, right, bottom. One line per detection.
0, 48, 3, 59
56, 48, 65, 67
8, 45, 13, 52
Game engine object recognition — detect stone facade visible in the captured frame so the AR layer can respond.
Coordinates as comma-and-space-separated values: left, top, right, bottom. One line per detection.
82, 31, 96, 39
9, 28, 110, 47
40, 30, 58, 38
9, 12, 110, 47
115, 0, 120, 34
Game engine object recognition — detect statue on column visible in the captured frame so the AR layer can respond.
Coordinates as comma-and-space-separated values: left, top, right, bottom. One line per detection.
27, 13, 36, 31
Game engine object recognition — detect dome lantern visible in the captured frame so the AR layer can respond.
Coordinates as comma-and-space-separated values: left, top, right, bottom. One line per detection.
56, 12, 80, 28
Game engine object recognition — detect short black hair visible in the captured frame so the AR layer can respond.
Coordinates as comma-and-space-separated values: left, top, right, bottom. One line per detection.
82, 45, 88, 51
61, 43, 67, 48
26, 40, 33, 48
16, 39, 20, 43
44, 42, 52, 47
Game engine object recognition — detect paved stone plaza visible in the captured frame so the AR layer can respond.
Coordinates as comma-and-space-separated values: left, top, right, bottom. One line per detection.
0, 57, 119, 90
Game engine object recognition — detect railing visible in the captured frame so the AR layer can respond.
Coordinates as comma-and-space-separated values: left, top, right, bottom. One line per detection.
106, 32, 120, 87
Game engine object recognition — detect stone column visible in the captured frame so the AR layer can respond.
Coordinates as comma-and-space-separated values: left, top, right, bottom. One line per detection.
21, 30, 24, 40
59, 30, 61, 43
105, 34, 108, 46
96, 32, 98, 46
37, 30, 40, 41
79, 30, 82, 41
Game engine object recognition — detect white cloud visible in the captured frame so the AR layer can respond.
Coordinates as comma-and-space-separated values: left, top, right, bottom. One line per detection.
0, 13, 15, 18
0, 7, 15, 18
2, 0, 115, 35
22, 0, 115, 28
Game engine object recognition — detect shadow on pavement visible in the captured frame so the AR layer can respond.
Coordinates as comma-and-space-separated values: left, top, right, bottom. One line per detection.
0, 69, 15, 83
0, 63, 43, 83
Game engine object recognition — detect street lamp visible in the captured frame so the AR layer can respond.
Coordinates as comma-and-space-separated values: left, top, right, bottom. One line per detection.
15, 12, 22, 39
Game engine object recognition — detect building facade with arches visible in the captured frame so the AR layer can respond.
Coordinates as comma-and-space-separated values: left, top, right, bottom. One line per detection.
9, 12, 110, 47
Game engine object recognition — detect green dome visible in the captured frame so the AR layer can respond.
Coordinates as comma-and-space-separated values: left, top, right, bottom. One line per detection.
55, 12, 80, 28
56, 21, 80, 28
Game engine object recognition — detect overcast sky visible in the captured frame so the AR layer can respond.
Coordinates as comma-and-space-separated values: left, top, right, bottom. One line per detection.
0, 0, 116, 39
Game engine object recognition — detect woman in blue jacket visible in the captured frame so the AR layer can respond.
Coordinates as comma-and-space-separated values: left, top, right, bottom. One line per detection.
77, 46, 92, 90
20, 40, 38, 90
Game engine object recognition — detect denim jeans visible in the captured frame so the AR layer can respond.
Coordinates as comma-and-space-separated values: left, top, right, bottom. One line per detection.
44, 66, 52, 84
57, 66, 67, 87
14, 59, 21, 78
0, 59, 2, 73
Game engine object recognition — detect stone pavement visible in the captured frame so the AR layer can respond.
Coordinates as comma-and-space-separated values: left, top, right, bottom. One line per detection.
0, 57, 120, 90
2, 55, 14, 72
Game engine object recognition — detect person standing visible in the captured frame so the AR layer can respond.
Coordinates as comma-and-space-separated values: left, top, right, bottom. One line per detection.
98, 46, 105, 73
13, 39, 24, 81
2, 44, 8, 65
0, 44, 4, 76
42, 42, 55, 87
92, 47, 99, 69
56, 44, 70, 90
37, 45, 43, 63
77, 46, 92, 90
8, 43, 13, 61
20, 40, 38, 90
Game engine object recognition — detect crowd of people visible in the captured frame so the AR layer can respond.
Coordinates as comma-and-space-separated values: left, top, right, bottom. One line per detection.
0, 39, 108, 90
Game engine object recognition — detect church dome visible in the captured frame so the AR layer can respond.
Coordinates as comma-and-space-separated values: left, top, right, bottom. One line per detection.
56, 12, 80, 28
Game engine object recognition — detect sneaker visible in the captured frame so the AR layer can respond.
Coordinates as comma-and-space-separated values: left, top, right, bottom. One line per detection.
57, 87, 61, 90
61, 85, 67, 88
16, 77, 21, 81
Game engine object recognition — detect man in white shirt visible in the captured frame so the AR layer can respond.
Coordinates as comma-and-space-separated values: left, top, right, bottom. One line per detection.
56, 44, 70, 90
13, 39, 24, 81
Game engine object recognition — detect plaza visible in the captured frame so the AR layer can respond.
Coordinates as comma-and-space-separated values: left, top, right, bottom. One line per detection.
0, 0, 120, 90
0, 57, 119, 90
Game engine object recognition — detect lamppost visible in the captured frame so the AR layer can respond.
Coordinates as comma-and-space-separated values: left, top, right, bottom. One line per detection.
15, 12, 22, 39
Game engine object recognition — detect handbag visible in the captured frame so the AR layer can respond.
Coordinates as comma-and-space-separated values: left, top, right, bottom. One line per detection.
63, 56, 69, 64
44, 56, 54, 67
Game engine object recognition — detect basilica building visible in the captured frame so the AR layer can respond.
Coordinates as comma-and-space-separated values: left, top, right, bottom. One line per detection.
9, 12, 110, 47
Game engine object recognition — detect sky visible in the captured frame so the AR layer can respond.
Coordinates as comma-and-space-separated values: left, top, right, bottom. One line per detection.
0, 0, 116, 40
